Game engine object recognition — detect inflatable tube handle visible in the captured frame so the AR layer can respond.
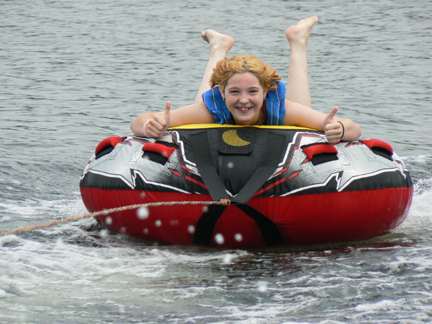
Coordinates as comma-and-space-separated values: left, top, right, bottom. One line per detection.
301, 143, 339, 166
95, 136, 123, 156
142, 142, 176, 159
361, 139, 393, 153
301, 143, 338, 160
361, 139, 393, 160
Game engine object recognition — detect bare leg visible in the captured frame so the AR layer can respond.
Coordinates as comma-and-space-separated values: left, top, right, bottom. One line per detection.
194, 30, 235, 104
285, 16, 319, 108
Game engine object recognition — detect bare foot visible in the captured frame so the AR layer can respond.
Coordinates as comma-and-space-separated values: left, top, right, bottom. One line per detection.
201, 29, 235, 55
285, 16, 319, 47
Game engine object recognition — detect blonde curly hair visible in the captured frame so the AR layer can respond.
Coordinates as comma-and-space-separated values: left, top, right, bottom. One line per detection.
209, 55, 281, 92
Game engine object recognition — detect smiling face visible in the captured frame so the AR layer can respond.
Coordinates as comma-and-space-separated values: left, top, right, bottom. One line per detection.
220, 72, 267, 125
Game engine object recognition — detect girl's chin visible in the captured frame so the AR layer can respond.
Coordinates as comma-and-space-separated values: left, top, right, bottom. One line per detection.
233, 115, 258, 125
232, 110, 259, 124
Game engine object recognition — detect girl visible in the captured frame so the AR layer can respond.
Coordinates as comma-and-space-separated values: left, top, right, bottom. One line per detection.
131, 17, 361, 143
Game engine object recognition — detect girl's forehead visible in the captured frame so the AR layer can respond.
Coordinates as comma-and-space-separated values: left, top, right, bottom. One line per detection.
226, 72, 261, 88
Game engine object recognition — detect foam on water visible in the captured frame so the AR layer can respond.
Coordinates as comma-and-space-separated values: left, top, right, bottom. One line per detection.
0, 158, 430, 323
395, 156, 432, 242
0, 221, 252, 321
0, 195, 88, 233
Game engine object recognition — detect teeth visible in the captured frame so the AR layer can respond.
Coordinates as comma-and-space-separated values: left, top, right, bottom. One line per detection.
238, 107, 250, 111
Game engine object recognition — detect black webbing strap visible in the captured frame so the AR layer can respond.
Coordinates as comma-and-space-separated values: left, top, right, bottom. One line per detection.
235, 204, 287, 246
192, 205, 227, 245
193, 204, 286, 246
190, 132, 229, 200
191, 131, 286, 204
190, 130, 288, 247
231, 132, 286, 204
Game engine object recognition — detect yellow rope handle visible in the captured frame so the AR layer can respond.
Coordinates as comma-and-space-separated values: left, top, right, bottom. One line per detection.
0, 199, 231, 238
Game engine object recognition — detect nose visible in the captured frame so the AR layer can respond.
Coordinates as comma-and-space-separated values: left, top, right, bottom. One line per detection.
239, 93, 249, 104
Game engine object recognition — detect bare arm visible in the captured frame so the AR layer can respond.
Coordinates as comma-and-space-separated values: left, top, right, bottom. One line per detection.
283, 99, 361, 143
131, 101, 215, 137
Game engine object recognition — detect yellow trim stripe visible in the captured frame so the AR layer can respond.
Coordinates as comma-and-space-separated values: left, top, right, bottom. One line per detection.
169, 123, 316, 131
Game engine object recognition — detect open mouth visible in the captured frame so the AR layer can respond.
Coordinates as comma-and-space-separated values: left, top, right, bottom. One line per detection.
237, 107, 252, 112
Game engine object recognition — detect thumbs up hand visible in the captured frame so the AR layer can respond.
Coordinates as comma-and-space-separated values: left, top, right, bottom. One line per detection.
143, 101, 171, 138
323, 107, 344, 144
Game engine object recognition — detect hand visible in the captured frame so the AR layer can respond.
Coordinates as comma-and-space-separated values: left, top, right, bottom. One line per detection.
323, 106, 343, 144
143, 101, 171, 138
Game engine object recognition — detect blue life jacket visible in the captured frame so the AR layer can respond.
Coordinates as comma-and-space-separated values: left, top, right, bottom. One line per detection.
201, 81, 286, 125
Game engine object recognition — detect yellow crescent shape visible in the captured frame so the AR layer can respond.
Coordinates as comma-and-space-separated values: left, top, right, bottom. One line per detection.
222, 130, 251, 147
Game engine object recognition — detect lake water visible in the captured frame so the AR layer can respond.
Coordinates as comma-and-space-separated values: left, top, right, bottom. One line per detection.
1, 0, 432, 323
